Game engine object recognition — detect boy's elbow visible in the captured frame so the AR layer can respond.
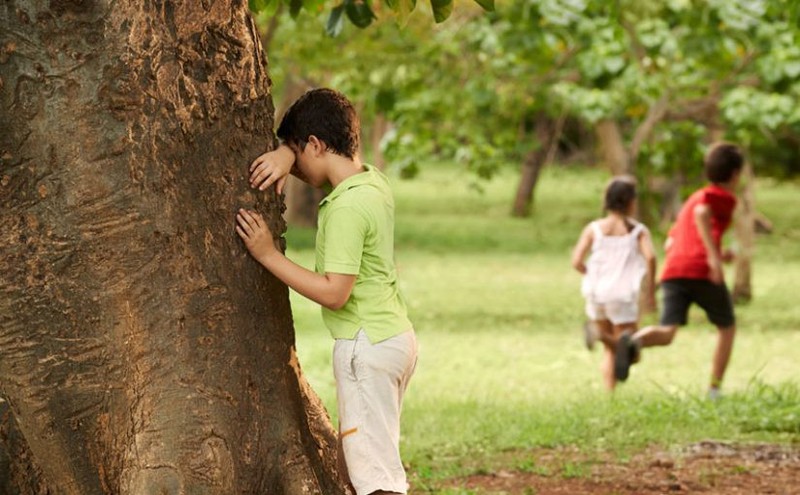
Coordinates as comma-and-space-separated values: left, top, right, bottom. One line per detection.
322, 293, 350, 311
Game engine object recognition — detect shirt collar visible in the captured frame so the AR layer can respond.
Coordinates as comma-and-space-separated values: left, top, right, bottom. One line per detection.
319, 163, 375, 206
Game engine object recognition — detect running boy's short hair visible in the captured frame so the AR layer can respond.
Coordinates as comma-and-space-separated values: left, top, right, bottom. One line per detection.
604, 175, 637, 214
277, 88, 360, 159
704, 142, 744, 184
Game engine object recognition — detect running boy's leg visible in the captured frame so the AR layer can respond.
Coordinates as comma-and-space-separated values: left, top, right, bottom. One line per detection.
615, 280, 688, 380
632, 323, 679, 347
711, 324, 735, 392
695, 281, 736, 394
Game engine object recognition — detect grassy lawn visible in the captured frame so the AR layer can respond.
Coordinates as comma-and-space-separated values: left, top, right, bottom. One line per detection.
285, 164, 800, 487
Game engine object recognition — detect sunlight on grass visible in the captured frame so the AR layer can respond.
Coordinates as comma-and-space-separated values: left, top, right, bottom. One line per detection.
285, 164, 800, 482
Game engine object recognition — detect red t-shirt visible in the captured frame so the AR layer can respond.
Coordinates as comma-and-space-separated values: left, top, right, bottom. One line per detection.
661, 184, 737, 281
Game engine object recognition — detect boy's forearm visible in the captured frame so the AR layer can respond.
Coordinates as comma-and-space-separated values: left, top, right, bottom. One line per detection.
694, 205, 720, 258
257, 251, 349, 309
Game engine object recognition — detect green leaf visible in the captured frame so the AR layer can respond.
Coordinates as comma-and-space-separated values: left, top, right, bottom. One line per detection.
289, 0, 303, 17
327, 4, 346, 36
430, 0, 454, 23
248, 0, 272, 13
386, 0, 417, 25
345, 0, 377, 28
375, 88, 397, 113
474, 0, 495, 12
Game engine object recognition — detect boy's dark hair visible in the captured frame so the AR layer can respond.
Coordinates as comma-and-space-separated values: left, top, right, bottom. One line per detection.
276, 88, 360, 159
604, 175, 637, 214
705, 142, 744, 183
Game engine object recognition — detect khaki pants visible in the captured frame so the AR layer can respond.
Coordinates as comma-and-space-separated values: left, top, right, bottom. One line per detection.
333, 329, 418, 495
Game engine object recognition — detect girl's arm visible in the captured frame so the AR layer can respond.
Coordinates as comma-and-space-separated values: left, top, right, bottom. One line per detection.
638, 229, 658, 310
571, 225, 594, 274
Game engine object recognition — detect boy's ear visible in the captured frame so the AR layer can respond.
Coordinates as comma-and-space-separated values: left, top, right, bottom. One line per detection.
307, 135, 326, 156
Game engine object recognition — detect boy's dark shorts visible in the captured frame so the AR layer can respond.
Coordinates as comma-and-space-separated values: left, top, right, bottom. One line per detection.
660, 278, 736, 328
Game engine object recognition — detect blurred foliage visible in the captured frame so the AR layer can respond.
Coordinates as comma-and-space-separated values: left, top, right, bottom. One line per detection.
259, 0, 800, 183
249, 0, 495, 30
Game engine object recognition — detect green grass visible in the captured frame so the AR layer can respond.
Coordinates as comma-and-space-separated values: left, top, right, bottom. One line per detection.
285, 164, 800, 485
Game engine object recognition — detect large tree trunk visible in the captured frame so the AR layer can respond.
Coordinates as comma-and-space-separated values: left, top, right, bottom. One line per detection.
0, 1, 345, 493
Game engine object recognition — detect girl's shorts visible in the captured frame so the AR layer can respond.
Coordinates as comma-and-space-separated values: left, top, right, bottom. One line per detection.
585, 299, 639, 325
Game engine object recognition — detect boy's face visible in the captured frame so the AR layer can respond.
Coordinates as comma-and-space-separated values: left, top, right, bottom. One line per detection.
292, 138, 328, 188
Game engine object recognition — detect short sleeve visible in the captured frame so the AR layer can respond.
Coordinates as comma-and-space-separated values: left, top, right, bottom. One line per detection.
322, 206, 370, 275
702, 189, 737, 225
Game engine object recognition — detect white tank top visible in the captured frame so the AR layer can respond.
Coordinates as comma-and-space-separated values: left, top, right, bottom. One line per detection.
581, 219, 648, 304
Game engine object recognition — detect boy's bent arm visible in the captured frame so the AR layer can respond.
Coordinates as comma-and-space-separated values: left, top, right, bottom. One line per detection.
259, 253, 356, 310
250, 144, 297, 194
693, 203, 723, 284
236, 209, 356, 310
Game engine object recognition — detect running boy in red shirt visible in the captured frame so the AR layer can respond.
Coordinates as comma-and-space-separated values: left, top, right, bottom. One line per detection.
614, 143, 743, 399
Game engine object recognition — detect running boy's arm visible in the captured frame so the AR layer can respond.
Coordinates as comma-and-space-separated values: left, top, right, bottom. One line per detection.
693, 203, 724, 284
249, 144, 303, 194
235, 209, 356, 310
570, 225, 593, 274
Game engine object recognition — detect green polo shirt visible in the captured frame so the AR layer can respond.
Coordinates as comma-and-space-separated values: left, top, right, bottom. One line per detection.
315, 164, 412, 343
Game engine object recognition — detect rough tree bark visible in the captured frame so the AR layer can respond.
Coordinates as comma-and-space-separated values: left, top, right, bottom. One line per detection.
0, 1, 345, 493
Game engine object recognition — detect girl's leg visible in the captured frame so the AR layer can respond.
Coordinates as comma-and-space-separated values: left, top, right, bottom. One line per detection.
595, 319, 617, 390
604, 322, 637, 390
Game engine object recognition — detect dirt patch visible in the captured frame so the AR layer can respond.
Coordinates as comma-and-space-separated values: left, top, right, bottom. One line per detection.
435, 442, 800, 494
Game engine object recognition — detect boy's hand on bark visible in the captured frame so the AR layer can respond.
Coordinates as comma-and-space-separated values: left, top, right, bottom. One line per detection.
236, 209, 276, 264
250, 145, 295, 194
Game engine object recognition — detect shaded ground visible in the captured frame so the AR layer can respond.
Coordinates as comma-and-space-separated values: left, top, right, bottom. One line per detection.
437, 442, 799, 494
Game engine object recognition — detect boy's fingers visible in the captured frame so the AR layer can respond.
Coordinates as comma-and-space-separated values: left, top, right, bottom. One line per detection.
250, 155, 266, 172
250, 166, 266, 185
276, 176, 287, 195
237, 213, 255, 235
242, 209, 266, 231
251, 166, 273, 188
259, 174, 276, 191
235, 225, 248, 240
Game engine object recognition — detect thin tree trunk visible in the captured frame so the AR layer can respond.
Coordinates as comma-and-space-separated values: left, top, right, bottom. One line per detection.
595, 119, 629, 175
732, 161, 756, 302
0, 1, 345, 493
512, 115, 557, 217
370, 113, 389, 170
